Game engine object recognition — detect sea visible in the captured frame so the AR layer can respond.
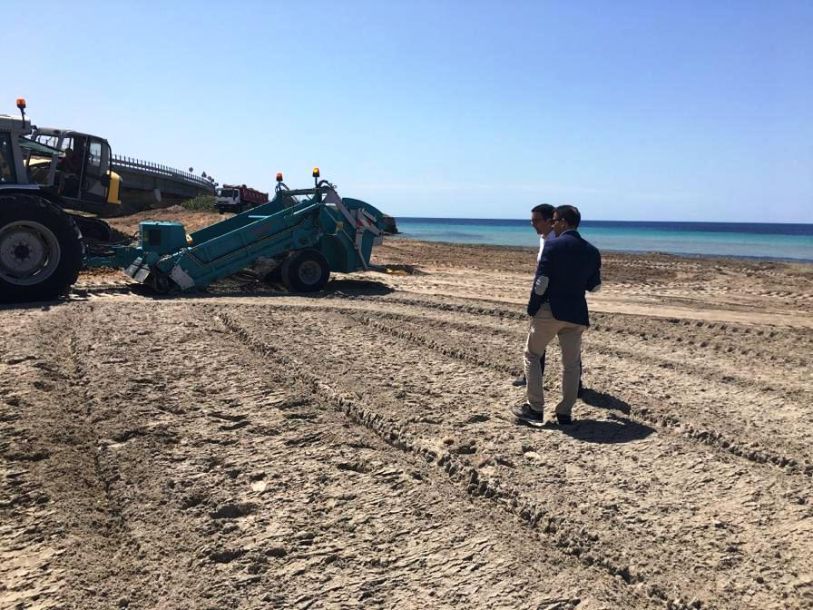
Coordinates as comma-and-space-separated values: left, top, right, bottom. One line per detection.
394, 218, 813, 262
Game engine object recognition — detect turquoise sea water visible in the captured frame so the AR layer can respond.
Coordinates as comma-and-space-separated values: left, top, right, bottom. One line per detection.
394, 218, 813, 262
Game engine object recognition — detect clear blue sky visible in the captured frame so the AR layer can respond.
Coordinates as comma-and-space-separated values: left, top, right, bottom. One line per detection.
7, 0, 812, 222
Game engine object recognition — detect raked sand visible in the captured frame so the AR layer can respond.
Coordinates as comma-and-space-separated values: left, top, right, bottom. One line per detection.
1, 208, 811, 610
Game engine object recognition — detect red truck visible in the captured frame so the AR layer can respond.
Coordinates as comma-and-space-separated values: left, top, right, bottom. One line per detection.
215, 184, 269, 213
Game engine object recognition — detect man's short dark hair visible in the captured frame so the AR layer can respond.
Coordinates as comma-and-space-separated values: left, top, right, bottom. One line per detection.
531, 203, 555, 220
555, 205, 581, 228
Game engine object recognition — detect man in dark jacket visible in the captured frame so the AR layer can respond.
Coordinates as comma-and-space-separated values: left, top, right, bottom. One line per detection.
512, 205, 601, 425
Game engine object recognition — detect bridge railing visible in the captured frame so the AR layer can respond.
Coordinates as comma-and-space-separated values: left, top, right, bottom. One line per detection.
112, 155, 215, 192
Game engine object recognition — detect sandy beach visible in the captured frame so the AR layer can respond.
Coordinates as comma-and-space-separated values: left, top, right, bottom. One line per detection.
1, 208, 811, 610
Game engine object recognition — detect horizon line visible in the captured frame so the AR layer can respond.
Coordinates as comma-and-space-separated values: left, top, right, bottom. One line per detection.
393, 216, 813, 226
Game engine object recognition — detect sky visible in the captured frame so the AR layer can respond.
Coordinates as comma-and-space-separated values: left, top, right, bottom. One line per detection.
5, 0, 812, 222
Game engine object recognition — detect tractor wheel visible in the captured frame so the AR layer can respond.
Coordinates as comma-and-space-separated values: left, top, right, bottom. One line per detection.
281, 249, 330, 293
0, 194, 84, 303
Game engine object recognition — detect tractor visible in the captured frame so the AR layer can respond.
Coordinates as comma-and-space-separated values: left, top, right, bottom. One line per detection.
1, 99, 87, 302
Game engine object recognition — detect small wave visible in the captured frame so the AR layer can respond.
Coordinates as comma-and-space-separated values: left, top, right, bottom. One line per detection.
435, 231, 484, 240
402, 231, 485, 241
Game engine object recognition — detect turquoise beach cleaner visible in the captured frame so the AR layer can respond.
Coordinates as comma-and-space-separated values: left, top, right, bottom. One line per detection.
86, 169, 388, 293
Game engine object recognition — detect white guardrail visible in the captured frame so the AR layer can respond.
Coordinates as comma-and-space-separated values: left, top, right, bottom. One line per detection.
112, 155, 215, 191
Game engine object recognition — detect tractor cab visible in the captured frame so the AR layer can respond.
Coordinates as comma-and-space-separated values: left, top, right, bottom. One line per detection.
0, 127, 19, 184
20, 127, 121, 214
0, 102, 31, 186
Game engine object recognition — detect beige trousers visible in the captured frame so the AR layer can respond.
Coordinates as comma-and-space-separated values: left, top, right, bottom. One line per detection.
524, 304, 586, 415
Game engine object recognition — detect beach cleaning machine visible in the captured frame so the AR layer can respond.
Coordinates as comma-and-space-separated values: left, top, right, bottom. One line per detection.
86, 169, 387, 293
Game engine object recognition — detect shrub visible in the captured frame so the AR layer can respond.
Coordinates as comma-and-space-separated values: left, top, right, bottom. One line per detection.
181, 195, 216, 211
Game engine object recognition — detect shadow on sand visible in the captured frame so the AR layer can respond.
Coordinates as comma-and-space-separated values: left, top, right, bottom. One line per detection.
0, 300, 65, 312
113, 277, 394, 300
579, 388, 632, 415
1, 274, 395, 308
322, 278, 394, 296
560, 414, 654, 444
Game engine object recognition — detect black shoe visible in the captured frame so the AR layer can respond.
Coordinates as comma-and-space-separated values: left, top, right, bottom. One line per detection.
512, 403, 544, 423
512, 375, 527, 387
555, 414, 573, 426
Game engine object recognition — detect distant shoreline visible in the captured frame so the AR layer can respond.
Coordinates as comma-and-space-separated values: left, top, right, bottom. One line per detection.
392, 217, 813, 262
395, 217, 813, 236
388, 235, 813, 265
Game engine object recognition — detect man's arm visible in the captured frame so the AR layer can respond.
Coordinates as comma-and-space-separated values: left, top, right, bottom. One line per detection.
586, 250, 602, 293
533, 240, 555, 294
527, 241, 554, 314
534, 275, 549, 295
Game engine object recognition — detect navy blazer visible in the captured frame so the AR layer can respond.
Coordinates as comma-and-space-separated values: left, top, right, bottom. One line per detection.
527, 230, 601, 326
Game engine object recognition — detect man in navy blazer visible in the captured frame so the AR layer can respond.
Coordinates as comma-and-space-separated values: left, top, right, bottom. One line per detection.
513, 205, 601, 425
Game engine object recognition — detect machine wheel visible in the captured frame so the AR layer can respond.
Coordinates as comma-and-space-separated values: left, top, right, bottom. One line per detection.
70, 215, 113, 242
262, 262, 284, 285
0, 194, 84, 303
281, 249, 330, 292
146, 271, 175, 294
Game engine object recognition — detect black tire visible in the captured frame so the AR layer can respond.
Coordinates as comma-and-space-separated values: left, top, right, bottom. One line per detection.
70, 215, 113, 242
146, 271, 175, 294
262, 261, 284, 285
281, 249, 330, 292
0, 194, 84, 303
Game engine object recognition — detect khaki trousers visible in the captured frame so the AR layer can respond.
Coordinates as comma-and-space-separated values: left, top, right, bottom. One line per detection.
524, 304, 586, 415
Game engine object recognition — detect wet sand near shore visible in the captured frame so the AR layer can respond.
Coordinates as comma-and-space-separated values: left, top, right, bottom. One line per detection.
2, 209, 811, 609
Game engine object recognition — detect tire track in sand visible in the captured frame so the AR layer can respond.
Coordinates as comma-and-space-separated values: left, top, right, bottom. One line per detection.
247, 296, 811, 477
217, 306, 812, 610
216, 310, 707, 610
343, 307, 813, 477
